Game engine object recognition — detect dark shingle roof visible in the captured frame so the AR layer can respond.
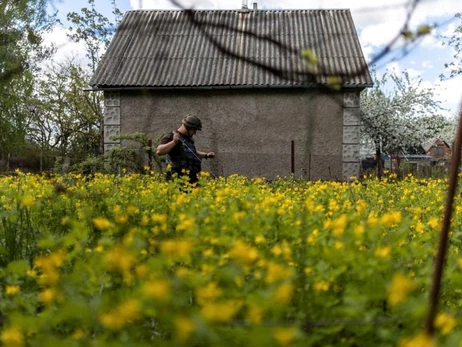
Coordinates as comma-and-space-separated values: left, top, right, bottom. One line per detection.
90, 9, 373, 89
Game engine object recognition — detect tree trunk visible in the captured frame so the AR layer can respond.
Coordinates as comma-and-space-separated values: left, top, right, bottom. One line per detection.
376, 148, 384, 179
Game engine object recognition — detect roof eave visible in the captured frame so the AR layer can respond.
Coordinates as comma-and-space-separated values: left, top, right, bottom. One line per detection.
84, 83, 373, 92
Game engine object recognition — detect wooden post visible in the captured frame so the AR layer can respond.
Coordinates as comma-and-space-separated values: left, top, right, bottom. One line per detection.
148, 138, 153, 171
291, 140, 295, 175
425, 102, 462, 335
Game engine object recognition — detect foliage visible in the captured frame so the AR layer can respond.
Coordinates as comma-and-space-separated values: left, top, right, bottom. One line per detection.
0, 0, 56, 160
361, 70, 448, 154
66, 0, 121, 73
29, 59, 101, 161
111, 132, 165, 172
361, 70, 451, 176
0, 0, 54, 85
443, 13, 462, 78
1, 172, 462, 345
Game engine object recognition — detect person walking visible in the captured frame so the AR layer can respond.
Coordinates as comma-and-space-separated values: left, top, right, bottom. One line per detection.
156, 115, 215, 184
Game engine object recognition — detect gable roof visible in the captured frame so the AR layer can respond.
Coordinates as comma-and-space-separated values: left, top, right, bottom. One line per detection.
422, 138, 452, 152
90, 9, 373, 89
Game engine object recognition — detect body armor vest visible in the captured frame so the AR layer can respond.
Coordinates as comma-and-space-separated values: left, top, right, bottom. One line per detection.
166, 132, 201, 175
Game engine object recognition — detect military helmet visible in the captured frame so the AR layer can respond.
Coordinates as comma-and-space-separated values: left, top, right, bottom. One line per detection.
182, 115, 202, 131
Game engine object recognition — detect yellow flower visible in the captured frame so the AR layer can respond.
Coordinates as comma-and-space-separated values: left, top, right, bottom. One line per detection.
233, 211, 246, 222
414, 221, 425, 234
20, 195, 35, 207
126, 205, 139, 215
271, 244, 283, 256
135, 264, 149, 279
0, 325, 23, 347
355, 199, 367, 214
314, 280, 330, 293
105, 246, 135, 272
174, 315, 195, 342
201, 301, 242, 322
195, 282, 222, 306
5, 285, 20, 295
152, 213, 167, 224
427, 217, 440, 230
255, 235, 266, 244
176, 214, 195, 231
26, 270, 37, 278
99, 299, 141, 330
34, 250, 66, 286
331, 214, 348, 237
265, 262, 293, 284
175, 267, 191, 278
40, 288, 61, 306
435, 312, 456, 335
273, 283, 294, 304
304, 267, 313, 275
141, 214, 149, 226
273, 327, 298, 346
92, 217, 112, 230
354, 224, 365, 237
228, 240, 259, 265
71, 329, 85, 340
115, 214, 128, 224
142, 279, 170, 301
306, 229, 318, 244
247, 305, 264, 324
380, 211, 402, 226
367, 214, 379, 228
388, 273, 415, 306
375, 246, 391, 258
160, 239, 193, 257
202, 248, 214, 257
399, 333, 435, 347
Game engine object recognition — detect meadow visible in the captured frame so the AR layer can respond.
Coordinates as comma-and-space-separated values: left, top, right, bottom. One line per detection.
0, 171, 461, 346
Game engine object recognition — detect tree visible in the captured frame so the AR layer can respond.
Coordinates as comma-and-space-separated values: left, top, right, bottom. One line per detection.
29, 59, 101, 166
444, 13, 462, 78
66, 0, 121, 73
0, 0, 55, 164
65, 0, 122, 155
361, 70, 451, 177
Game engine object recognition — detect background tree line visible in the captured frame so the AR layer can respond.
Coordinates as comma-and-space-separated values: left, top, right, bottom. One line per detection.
0, 0, 461, 175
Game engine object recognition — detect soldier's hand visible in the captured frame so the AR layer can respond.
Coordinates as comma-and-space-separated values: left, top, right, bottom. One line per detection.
173, 132, 180, 143
207, 152, 215, 159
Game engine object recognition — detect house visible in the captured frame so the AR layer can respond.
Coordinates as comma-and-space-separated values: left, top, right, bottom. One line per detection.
424, 138, 452, 160
89, 8, 372, 180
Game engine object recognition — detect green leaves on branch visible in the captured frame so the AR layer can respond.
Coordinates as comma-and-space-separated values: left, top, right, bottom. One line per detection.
402, 25, 432, 41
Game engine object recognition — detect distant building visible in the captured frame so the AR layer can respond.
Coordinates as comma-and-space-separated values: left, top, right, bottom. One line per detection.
424, 138, 451, 160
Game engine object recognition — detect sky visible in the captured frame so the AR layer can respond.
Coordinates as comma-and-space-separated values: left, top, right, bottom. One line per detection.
46, 0, 462, 119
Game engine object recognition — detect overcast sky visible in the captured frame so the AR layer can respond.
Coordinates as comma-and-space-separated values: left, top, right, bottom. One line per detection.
48, 0, 462, 117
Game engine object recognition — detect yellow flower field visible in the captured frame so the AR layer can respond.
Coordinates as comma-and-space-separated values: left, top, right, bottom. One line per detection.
0, 171, 461, 346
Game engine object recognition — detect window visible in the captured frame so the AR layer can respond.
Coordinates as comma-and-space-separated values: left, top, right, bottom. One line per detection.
434, 147, 444, 156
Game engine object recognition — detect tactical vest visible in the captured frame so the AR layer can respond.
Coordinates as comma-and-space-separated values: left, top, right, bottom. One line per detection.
166, 132, 201, 175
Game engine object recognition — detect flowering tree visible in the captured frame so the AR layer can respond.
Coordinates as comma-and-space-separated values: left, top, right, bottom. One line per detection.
361, 70, 451, 176
444, 13, 462, 78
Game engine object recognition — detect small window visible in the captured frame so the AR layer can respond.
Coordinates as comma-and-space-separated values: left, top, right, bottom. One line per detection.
434, 147, 444, 156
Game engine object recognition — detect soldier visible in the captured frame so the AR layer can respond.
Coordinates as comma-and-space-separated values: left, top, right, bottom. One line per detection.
156, 115, 215, 184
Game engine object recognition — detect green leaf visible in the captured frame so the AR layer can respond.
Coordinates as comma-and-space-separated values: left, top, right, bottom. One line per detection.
7, 260, 29, 275
417, 25, 432, 36
302, 49, 319, 66
402, 31, 414, 40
